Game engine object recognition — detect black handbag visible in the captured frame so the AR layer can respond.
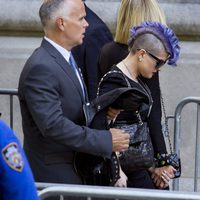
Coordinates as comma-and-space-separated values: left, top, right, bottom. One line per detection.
113, 112, 154, 174
74, 85, 152, 186
74, 152, 120, 186
155, 91, 181, 178
74, 70, 154, 185
75, 76, 142, 186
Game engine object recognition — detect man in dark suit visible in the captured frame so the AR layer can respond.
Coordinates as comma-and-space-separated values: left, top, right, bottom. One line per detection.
18, 0, 129, 187
72, 1, 113, 100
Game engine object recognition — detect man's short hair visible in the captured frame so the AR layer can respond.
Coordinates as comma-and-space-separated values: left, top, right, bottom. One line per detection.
39, 0, 66, 27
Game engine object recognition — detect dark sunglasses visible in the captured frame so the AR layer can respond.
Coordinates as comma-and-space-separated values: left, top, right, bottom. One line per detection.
138, 49, 167, 69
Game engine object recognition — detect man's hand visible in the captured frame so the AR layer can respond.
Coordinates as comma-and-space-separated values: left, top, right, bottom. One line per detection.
110, 128, 129, 152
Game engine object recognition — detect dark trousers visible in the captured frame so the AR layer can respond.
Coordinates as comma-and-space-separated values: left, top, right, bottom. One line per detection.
127, 170, 155, 189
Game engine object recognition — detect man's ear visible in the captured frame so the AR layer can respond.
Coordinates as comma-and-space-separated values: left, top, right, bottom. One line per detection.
56, 17, 65, 31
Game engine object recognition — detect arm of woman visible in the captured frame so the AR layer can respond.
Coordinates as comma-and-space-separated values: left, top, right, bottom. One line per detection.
142, 73, 178, 189
143, 72, 167, 154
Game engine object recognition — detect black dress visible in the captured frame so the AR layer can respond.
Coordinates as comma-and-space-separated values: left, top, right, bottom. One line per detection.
98, 65, 157, 189
97, 41, 167, 155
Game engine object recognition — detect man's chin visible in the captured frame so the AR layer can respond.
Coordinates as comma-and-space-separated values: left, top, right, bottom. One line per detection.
76, 39, 83, 46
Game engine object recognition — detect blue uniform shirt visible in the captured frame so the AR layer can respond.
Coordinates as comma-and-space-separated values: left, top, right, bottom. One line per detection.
0, 120, 39, 200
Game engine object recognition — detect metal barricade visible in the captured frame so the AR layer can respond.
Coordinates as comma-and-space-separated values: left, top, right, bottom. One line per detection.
0, 88, 18, 129
1, 88, 200, 194
173, 97, 200, 191
38, 184, 200, 200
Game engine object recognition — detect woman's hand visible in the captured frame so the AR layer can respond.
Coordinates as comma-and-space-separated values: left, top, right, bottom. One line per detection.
106, 107, 123, 121
114, 166, 127, 187
151, 165, 176, 189
160, 170, 172, 188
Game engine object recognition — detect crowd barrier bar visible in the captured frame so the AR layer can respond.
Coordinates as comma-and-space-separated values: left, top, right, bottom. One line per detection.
38, 184, 200, 200
1, 89, 200, 194
173, 97, 200, 191
0, 88, 18, 129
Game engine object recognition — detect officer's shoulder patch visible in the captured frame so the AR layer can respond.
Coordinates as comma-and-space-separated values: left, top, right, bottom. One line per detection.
2, 142, 24, 172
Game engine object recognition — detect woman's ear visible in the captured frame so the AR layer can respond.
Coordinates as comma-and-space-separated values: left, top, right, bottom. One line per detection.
137, 49, 146, 61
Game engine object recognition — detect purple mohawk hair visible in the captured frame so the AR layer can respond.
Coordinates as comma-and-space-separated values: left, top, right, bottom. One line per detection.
128, 21, 180, 66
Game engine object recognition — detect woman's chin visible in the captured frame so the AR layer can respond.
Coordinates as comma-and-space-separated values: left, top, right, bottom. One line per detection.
142, 74, 153, 79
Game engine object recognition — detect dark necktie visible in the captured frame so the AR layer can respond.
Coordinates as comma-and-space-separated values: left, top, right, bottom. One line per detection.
69, 54, 86, 99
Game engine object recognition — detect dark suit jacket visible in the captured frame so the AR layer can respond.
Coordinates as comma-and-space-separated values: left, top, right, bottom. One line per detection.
18, 39, 112, 184
72, 4, 113, 100
97, 41, 167, 154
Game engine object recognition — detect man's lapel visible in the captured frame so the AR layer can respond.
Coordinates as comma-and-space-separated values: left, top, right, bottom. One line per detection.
41, 39, 85, 102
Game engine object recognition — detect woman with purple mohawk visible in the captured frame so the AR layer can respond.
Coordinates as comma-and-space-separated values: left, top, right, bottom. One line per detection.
98, 21, 180, 189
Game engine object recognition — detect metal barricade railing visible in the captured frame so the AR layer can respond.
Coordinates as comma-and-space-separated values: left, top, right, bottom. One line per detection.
1, 88, 200, 194
37, 184, 200, 200
173, 97, 200, 191
0, 88, 18, 129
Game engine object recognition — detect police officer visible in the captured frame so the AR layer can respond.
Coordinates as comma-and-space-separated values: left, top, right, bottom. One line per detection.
0, 119, 39, 200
